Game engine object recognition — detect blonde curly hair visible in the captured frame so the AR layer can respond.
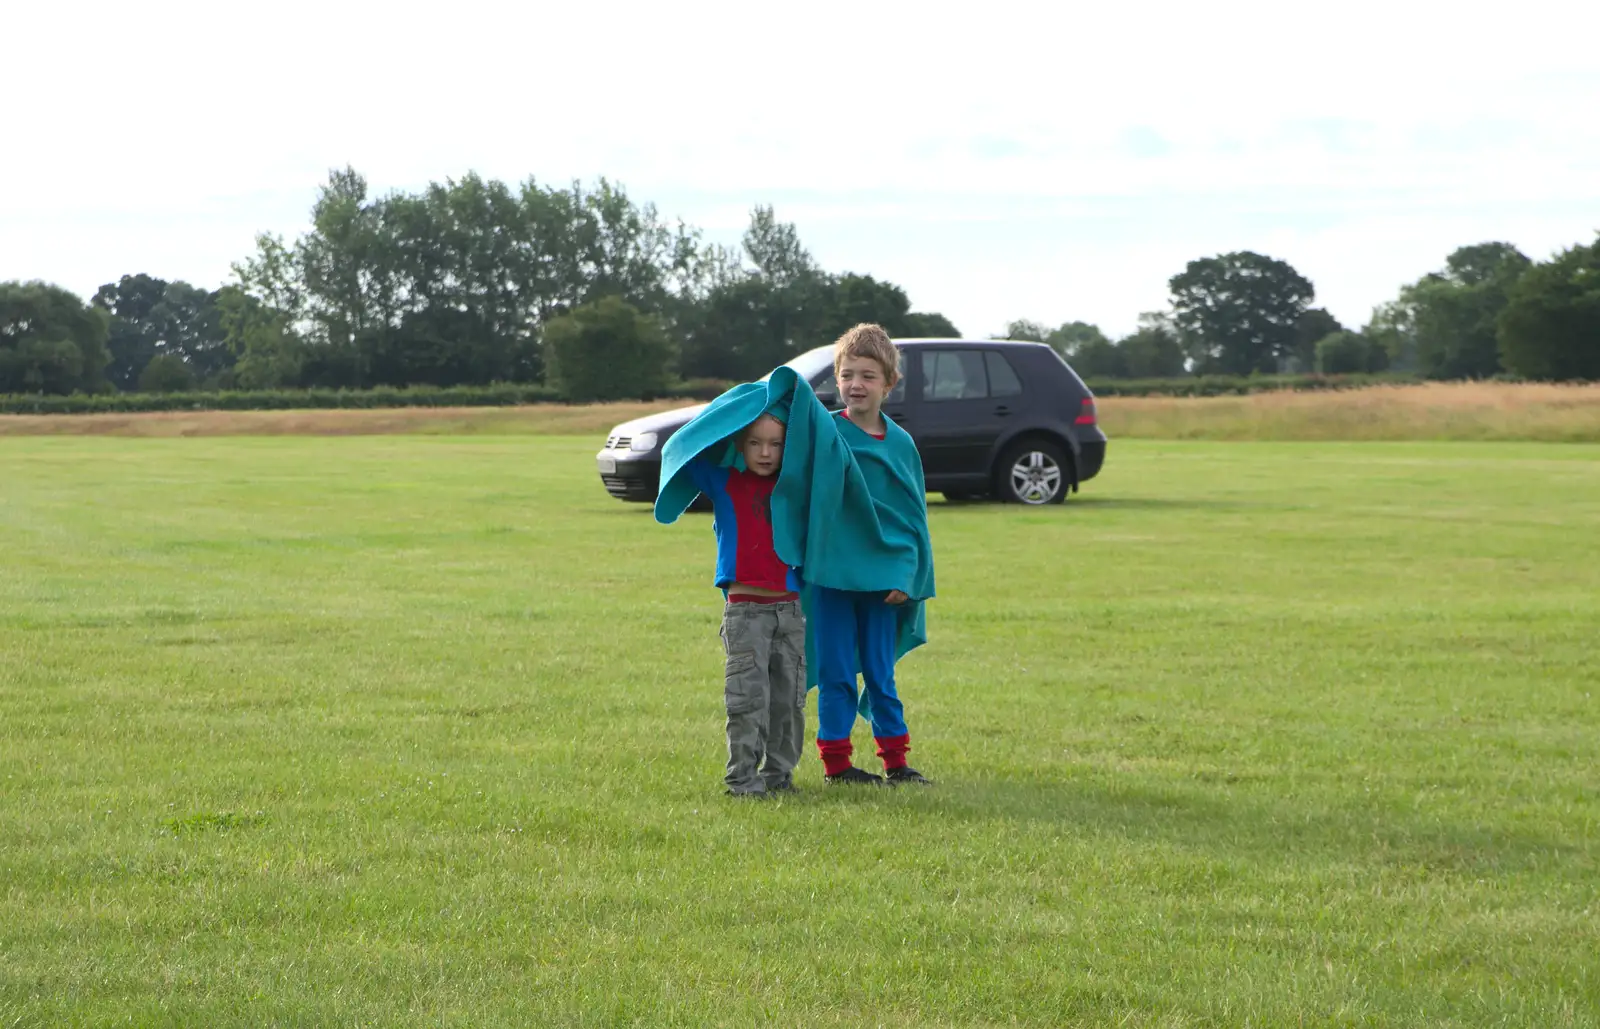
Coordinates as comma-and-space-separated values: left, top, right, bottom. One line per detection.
832, 323, 899, 386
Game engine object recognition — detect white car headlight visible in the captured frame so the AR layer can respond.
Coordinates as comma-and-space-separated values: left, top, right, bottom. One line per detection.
629, 432, 659, 452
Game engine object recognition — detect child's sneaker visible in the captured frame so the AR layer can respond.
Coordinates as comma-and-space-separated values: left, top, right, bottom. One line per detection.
885, 766, 933, 787
825, 766, 885, 786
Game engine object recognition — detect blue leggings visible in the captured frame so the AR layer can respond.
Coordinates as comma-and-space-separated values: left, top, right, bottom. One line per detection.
812, 587, 908, 741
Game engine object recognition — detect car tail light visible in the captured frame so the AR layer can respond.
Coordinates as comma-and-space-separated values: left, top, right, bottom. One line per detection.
1074, 398, 1097, 426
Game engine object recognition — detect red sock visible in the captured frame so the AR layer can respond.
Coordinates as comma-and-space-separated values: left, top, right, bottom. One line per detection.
817, 737, 854, 777
875, 733, 911, 771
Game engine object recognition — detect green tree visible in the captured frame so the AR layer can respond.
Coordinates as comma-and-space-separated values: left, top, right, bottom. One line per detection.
1066, 338, 1126, 377
1400, 242, 1530, 379
217, 286, 304, 389
1292, 308, 1344, 372
823, 274, 911, 340
294, 167, 388, 387
244, 168, 701, 389
1047, 321, 1111, 356
1117, 313, 1188, 377
233, 232, 304, 317
681, 274, 838, 380
812, 274, 958, 343
1169, 252, 1315, 374
93, 273, 167, 389
225, 173, 954, 388
1000, 319, 1051, 342
902, 311, 960, 337
137, 353, 198, 392
1498, 236, 1600, 381
0, 281, 111, 394
1046, 321, 1121, 376
1362, 301, 1416, 371
741, 205, 814, 287
678, 207, 837, 380
544, 296, 671, 402
93, 275, 230, 389
1314, 331, 1388, 374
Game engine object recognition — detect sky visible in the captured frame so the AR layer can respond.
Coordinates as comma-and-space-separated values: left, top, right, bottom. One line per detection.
4, 0, 1599, 339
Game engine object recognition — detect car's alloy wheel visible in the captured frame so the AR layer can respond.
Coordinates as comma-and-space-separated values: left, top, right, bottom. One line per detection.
997, 440, 1070, 505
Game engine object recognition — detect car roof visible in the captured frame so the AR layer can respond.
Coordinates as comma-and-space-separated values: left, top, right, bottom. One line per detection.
892, 337, 1051, 349
780, 338, 1055, 380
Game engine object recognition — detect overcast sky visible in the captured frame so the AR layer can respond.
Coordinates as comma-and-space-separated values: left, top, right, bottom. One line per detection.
4, 0, 1598, 338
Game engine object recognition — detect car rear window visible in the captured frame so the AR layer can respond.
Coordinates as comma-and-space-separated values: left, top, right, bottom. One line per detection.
923, 350, 989, 400
986, 351, 1023, 397
923, 349, 1024, 401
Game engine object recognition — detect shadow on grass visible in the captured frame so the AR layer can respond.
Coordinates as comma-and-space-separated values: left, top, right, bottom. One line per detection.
1065, 495, 1262, 512
605, 494, 1257, 515
810, 773, 1583, 879
929, 496, 1264, 513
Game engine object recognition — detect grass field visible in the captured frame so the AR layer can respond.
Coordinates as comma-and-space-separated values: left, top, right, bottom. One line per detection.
2, 436, 1598, 1026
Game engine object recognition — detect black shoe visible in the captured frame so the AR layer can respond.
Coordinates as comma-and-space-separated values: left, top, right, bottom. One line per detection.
725, 788, 768, 799
825, 766, 884, 786
764, 779, 798, 794
885, 766, 933, 786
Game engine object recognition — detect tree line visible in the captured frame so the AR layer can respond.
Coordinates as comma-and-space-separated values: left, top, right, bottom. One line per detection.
3, 167, 1597, 399
1, 171, 956, 401
1003, 240, 1598, 383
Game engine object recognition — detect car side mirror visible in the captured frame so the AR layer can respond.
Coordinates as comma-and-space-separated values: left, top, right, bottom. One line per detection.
815, 389, 839, 409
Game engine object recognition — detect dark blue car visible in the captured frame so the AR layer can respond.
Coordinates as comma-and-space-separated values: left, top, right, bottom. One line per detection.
597, 338, 1107, 506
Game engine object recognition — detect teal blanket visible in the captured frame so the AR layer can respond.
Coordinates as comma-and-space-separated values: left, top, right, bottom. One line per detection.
654, 367, 936, 688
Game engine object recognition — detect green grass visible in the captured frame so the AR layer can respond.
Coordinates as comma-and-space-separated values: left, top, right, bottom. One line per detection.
2, 437, 1598, 1027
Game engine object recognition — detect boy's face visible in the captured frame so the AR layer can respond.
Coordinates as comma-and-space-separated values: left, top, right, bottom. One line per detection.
837, 355, 894, 419
740, 415, 785, 477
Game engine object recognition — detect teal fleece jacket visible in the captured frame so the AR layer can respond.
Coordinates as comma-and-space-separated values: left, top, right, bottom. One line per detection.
654, 367, 936, 686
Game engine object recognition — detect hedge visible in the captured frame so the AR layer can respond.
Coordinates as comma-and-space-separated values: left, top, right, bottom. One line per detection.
1, 374, 1433, 415
0, 380, 733, 416
1082, 373, 1422, 397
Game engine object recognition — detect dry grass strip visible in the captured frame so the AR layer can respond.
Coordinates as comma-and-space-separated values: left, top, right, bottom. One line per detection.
3, 383, 1598, 442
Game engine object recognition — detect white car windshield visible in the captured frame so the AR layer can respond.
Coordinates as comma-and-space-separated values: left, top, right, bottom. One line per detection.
759, 346, 836, 384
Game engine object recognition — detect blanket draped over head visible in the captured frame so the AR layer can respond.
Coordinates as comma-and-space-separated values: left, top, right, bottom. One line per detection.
654, 367, 936, 699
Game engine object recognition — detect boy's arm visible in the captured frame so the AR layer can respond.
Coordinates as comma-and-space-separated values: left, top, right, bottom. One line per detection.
685, 451, 720, 495
685, 454, 707, 492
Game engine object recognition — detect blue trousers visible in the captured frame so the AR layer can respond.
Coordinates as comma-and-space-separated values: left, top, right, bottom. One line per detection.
812, 586, 908, 741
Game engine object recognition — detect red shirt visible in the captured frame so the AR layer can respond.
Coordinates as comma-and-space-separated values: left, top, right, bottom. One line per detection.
722, 468, 791, 593
687, 459, 794, 595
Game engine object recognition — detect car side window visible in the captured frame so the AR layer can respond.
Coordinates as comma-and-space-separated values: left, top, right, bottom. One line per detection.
814, 354, 905, 405
922, 350, 990, 401
985, 351, 1023, 397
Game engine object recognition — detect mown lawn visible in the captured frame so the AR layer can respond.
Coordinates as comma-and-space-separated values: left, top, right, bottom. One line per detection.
1, 437, 1597, 1027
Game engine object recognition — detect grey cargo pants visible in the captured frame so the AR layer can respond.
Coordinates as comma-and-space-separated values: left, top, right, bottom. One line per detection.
719, 599, 806, 794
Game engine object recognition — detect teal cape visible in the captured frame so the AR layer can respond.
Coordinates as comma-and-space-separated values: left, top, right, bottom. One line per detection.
654, 367, 936, 702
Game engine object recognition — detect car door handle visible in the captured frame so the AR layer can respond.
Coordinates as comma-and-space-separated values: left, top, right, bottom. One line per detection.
993, 405, 1013, 416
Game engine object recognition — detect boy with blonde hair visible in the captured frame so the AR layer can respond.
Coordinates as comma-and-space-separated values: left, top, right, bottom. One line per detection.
812, 323, 935, 786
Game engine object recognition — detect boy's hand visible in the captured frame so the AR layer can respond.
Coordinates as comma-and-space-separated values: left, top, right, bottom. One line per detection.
884, 590, 909, 605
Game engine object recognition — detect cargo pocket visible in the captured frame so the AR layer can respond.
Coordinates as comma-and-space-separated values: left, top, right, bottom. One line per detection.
723, 651, 760, 715
775, 605, 808, 706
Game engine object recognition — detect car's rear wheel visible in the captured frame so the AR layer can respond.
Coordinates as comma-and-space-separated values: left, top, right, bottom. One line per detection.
995, 439, 1070, 505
